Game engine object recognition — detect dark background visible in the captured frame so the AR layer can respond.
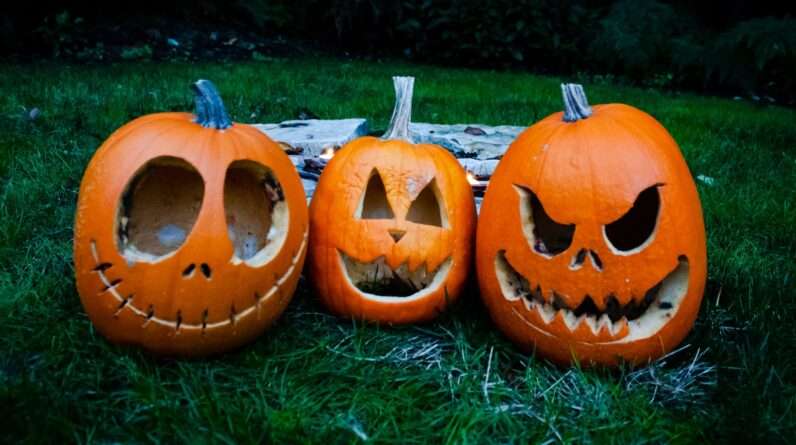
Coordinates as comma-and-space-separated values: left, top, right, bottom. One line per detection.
2, 0, 795, 102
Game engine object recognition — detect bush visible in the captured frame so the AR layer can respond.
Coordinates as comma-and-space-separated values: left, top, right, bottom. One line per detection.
589, 0, 697, 85
707, 17, 796, 98
7, 1, 796, 101
396, 0, 604, 72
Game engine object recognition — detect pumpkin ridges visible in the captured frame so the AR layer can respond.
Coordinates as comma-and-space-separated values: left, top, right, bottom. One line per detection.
476, 84, 706, 366
340, 141, 372, 318
80, 124, 297, 323
311, 139, 474, 323
75, 82, 307, 356
583, 120, 621, 306
534, 111, 661, 222
90, 114, 193, 170
309, 137, 358, 316
428, 145, 450, 273
610, 105, 695, 184
308, 77, 476, 324
431, 142, 476, 275
493, 115, 687, 306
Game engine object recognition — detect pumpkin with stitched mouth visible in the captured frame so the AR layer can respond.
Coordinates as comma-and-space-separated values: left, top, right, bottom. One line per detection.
476, 84, 706, 366
73, 80, 308, 356
308, 76, 476, 324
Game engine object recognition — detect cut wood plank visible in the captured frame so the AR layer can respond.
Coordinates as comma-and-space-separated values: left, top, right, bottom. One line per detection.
409, 122, 524, 160
254, 118, 369, 156
458, 159, 499, 179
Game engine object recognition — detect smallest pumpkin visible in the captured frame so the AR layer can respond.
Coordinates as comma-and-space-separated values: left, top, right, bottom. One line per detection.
308, 76, 476, 324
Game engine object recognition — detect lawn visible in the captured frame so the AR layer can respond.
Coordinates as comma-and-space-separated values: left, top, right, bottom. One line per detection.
1, 57, 794, 443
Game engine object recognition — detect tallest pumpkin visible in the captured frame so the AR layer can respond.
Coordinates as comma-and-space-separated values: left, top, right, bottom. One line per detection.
476, 84, 706, 366
308, 77, 476, 324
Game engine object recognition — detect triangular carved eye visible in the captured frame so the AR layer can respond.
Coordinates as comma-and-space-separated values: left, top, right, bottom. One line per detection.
604, 185, 660, 252
515, 185, 574, 256
360, 171, 395, 219
406, 179, 443, 227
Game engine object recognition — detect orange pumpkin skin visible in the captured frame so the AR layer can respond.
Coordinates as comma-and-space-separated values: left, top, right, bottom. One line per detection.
308, 77, 474, 324
476, 86, 706, 366
74, 81, 308, 356
309, 136, 476, 323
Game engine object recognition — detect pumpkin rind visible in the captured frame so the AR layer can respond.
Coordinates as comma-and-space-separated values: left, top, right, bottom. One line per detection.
476, 84, 706, 366
74, 81, 308, 356
308, 77, 476, 324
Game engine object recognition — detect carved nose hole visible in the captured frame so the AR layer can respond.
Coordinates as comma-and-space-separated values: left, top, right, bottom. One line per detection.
182, 263, 196, 278
388, 229, 406, 243
200, 263, 212, 279
589, 250, 603, 271
569, 248, 587, 270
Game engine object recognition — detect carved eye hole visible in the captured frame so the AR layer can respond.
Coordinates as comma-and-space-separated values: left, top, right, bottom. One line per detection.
117, 156, 204, 262
224, 160, 289, 266
406, 179, 444, 227
359, 170, 395, 219
514, 185, 574, 256
604, 185, 661, 253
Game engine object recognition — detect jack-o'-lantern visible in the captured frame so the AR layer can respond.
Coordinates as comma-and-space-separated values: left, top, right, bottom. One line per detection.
308, 77, 476, 323
476, 84, 706, 366
73, 80, 308, 356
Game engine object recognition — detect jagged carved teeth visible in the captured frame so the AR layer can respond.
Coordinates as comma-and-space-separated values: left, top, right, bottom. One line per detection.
339, 251, 450, 297
494, 251, 685, 337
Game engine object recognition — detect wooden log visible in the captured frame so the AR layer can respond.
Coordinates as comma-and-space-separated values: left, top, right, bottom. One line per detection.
409, 122, 524, 160
254, 118, 369, 156
458, 159, 499, 180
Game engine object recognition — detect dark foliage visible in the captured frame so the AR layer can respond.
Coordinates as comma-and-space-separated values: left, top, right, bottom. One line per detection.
2, 0, 795, 100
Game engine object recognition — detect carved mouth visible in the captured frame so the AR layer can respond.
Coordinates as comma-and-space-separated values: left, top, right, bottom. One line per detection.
495, 251, 689, 340
90, 229, 308, 333
338, 250, 452, 299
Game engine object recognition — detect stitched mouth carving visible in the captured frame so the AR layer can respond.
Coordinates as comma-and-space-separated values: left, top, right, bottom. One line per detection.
338, 250, 452, 298
90, 229, 308, 333
495, 251, 689, 338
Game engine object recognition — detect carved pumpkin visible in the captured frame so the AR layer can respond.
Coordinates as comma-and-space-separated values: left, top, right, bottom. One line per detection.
308, 77, 476, 323
73, 80, 308, 356
476, 84, 706, 366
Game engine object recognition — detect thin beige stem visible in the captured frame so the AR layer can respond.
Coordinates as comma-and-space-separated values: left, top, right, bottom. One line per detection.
382, 76, 414, 141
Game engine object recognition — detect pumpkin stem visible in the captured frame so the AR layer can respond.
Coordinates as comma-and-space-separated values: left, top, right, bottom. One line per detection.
192, 79, 232, 130
561, 83, 592, 122
382, 76, 414, 141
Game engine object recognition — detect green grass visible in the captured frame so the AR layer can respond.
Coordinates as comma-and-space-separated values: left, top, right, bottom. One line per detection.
1, 57, 794, 443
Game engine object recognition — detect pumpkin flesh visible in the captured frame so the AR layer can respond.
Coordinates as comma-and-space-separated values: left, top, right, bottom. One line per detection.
477, 98, 707, 366
309, 137, 475, 324
75, 88, 308, 356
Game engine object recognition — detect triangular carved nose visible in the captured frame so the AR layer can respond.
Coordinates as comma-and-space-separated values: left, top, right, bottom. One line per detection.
570, 249, 587, 269
570, 249, 603, 272
388, 229, 406, 243
588, 250, 603, 271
